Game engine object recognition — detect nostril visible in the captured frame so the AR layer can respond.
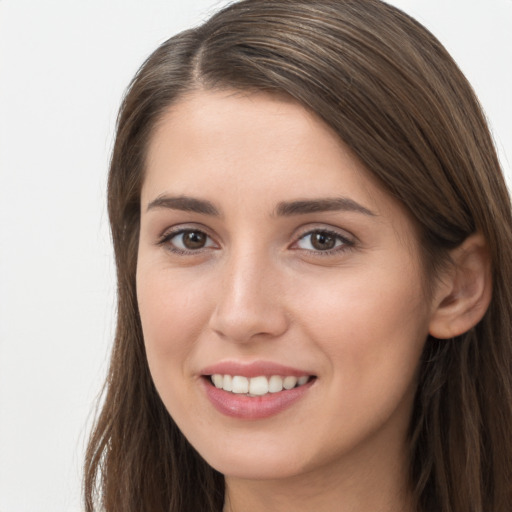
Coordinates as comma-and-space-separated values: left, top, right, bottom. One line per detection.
208, 279, 289, 343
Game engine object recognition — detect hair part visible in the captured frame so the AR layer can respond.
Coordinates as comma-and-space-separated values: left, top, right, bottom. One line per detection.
85, 1, 512, 511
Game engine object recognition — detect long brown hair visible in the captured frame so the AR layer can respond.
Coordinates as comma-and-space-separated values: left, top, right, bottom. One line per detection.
84, 1, 512, 511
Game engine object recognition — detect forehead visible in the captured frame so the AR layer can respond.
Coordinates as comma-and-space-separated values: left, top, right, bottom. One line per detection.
142, 89, 404, 223
145, 89, 347, 179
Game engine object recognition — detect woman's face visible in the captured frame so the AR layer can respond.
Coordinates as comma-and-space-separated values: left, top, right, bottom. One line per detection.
137, 90, 437, 482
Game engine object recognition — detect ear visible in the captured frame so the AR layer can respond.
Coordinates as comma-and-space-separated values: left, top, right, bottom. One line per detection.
428, 233, 492, 339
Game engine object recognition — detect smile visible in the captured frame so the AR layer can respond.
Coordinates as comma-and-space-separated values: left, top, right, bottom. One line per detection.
202, 372, 316, 419
210, 374, 312, 396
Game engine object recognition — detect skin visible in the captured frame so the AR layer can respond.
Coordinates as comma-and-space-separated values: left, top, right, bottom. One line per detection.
136, 89, 448, 512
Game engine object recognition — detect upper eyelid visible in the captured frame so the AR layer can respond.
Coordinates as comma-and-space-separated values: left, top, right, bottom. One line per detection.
157, 227, 218, 254
292, 231, 352, 249
288, 226, 357, 256
292, 224, 356, 242
158, 223, 214, 239
155, 226, 217, 253
155, 223, 356, 248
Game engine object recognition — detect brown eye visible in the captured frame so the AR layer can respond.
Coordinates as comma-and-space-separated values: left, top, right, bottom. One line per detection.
162, 229, 216, 253
310, 232, 336, 250
295, 229, 351, 253
182, 230, 207, 249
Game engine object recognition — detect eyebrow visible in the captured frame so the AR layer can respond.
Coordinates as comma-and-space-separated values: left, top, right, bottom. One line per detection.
274, 197, 376, 217
146, 195, 220, 215
146, 194, 376, 217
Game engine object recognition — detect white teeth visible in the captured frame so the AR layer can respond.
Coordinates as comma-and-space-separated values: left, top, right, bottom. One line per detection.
298, 376, 309, 386
232, 376, 249, 394
212, 374, 223, 389
249, 376, 269, 396
283, 376, 298, 390
210, 374, 311, 395
223, 374, 233, 392
268, 375, 284, 393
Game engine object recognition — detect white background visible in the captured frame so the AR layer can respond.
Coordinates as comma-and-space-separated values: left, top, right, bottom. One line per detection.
0, 1, 510, 511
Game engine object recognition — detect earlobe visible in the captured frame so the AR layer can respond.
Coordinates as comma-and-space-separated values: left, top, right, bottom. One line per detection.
428, 233, 492, 339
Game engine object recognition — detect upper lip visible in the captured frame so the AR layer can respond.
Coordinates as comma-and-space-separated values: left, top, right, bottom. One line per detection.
200, 360, 315, 378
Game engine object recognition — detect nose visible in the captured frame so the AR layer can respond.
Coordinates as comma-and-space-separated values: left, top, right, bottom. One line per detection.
208, 249, 289, 344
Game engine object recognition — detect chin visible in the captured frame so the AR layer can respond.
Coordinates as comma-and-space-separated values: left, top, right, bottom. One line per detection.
190, 431, 319, 481
207, 453, 305, 481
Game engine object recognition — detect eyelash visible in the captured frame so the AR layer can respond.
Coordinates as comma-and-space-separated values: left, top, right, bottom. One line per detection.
156, 227, 355, 256
292, 228, 355, 256
157, 228, 216, 255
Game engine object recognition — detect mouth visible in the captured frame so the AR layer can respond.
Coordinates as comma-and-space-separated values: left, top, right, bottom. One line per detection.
205, 374, 315, 397
200, 361, 317, 418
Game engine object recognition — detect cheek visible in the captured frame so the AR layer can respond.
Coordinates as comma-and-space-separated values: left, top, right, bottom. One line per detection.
291, 269, 428, 451
136, 265, 218, 434
136, 265, 214, 371
294, 261, 429, 389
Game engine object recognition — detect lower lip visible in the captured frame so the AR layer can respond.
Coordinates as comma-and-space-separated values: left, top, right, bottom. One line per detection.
202, 378, 315, 420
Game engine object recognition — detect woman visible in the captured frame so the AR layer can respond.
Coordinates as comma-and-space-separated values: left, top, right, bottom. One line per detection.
84, 1, 512, 511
